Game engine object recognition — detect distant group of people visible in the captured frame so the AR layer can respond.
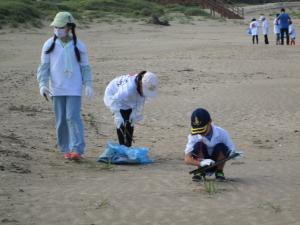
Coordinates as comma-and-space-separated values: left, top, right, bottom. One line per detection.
249, 8, 296, 46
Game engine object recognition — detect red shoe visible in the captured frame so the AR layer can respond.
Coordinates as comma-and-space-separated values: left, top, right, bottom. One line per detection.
70, 152, 81, 160
64, 153, 72, 159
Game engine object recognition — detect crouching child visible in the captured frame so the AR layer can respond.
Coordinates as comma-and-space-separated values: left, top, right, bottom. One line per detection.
184, 108, 236, 182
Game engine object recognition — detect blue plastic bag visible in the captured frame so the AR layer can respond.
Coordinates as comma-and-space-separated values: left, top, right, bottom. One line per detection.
246, 27, 252, 35
97, 142, 154, 164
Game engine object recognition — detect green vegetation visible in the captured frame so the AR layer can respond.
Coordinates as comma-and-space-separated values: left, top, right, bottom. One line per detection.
0, 0, 213, 28
204, 179, 218, 195
289, 9, 300, 19
87, 113, 96, 126
99, 159, 115, 171
94, 198, 111, 209
0, 0, 42, 28
269, 8, 300, 19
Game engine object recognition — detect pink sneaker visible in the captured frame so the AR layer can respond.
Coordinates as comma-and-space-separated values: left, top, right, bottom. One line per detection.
64, 153, 72, 159
70, 152, 81, 160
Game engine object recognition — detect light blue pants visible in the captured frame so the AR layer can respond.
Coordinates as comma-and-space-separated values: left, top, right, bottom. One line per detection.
53, 96, 85, 155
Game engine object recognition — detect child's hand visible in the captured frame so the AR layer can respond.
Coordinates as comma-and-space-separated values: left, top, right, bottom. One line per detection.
40, 86, 50, 97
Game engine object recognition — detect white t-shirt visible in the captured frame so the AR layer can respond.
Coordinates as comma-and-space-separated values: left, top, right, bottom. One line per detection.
41, 37, 89, 96
104, 73, 145, 113
250, 21, 259, 36
184, 124, 235, 156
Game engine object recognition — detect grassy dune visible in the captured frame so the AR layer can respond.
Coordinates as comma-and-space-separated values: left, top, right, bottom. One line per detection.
0, 0, 212, 28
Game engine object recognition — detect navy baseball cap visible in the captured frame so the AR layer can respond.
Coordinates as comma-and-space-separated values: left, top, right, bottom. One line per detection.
191, 108, 211, 135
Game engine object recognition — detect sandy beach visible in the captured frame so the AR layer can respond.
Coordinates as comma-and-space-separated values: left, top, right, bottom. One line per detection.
1, 4, 300, 225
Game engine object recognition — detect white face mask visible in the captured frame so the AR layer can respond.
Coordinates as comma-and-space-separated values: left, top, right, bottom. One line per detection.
54, 28, 67, 38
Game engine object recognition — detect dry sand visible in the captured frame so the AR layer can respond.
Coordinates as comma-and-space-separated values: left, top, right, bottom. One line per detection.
1, 4, 300, 225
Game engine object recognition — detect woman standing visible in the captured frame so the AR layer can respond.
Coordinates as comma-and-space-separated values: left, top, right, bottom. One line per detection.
37, 12, 93, 160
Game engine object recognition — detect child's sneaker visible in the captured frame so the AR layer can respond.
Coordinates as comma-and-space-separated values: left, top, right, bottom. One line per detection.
215, 170, 226, 181
192, 173, 203, 182
64, 153, 72, 159
70, 152, 82, 160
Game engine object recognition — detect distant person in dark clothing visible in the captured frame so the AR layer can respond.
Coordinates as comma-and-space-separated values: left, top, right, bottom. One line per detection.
277, 8, 291, 45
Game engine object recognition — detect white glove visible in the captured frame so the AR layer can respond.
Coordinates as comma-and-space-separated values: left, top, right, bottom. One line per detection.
113, 111, 124, 129
85, 86, 93, 98
199, 159, 215, 167
39, 86, 50, 97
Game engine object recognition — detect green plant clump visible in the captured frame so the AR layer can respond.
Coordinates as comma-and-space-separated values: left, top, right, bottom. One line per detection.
204, 180, 218, 195
184, 7, 210, 17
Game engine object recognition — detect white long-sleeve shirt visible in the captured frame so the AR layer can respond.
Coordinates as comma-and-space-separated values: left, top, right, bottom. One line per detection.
250, 21, 260, 36
38, 37, 90, 96
104, 73, 145, 114
184, 124, 235, 156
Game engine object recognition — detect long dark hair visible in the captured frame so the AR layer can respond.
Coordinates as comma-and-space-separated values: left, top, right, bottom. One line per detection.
136, 70, 147, 96
45, 35, 57, 54
45, 23, 81, 62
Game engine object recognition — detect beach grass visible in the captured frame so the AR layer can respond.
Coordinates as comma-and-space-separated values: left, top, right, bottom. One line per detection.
0, 0, 214, 28
204, 179, 218, 195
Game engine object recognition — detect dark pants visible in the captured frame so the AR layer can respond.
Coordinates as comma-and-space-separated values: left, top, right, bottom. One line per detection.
276, 33, 280, 45
264, 34, 269, 44
116, 109, 134, 147
252, 35, 258, 44
191, 142, 230, 172
280, 28, 289, 45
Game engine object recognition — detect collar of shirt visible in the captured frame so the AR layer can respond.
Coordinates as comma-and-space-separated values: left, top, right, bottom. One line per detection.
202, 124, 220, 142
58, 39, 72, 48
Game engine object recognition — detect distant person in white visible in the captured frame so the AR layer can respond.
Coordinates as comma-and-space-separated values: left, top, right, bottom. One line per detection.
273, 14, 281, 45
260, 15, 269, 44
289, 20, 296, 46
250, 18, 259, 44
